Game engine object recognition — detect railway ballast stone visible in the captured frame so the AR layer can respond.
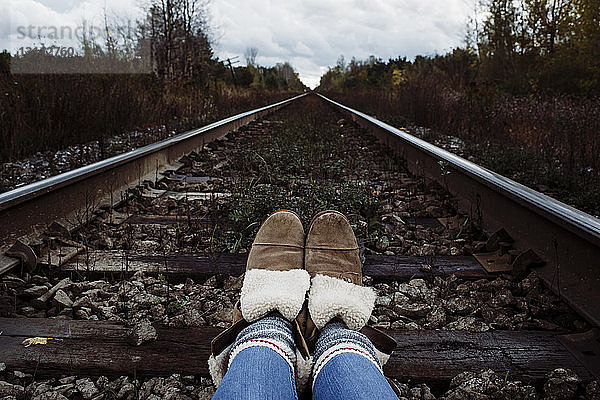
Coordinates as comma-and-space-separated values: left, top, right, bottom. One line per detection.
442, 369, 536, 400
23, 285, 48, 298
126, 319, 157, 346
25, 383, 53, 398
33, 392, 68, 400
587, 381, 600, 400
544, 368, 581, 399
223, 275, 244, 291
75, 378, 99, 400
53, 290, 73, 308
143, 376, 190, 399
0, 381, 24, 399
404, 383, 436, 399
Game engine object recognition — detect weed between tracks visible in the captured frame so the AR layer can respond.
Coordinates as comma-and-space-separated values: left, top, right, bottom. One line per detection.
173, 97, 460, 254
221, 182, 373, 252
208, 112, 377, 250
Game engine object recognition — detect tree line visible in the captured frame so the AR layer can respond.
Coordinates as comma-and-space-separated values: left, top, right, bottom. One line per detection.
320, 0, 599, 95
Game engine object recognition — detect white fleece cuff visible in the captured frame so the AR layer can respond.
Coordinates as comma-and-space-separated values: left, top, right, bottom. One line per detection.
374, 347, 391, 366
240, 268, 311, 323
308, 274, 376, 330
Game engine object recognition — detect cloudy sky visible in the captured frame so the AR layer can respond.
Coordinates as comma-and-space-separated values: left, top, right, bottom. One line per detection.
2, 0, 473, 88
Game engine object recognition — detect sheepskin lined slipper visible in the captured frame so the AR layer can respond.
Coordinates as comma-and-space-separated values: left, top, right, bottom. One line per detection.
302, 210, 397, 366
208, 210, 312, 389
304, 210, 362, 284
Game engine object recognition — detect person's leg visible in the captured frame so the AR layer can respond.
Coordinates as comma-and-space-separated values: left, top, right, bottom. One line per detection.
212, 314, 298, 400
311, 321, 397, 400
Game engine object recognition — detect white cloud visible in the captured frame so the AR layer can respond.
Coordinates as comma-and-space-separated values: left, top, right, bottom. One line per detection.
2, 0, 472, 88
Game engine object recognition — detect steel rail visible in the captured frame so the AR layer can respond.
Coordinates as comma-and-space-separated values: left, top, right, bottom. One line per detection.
317, 93, 600, 327
0, 93, 308, 254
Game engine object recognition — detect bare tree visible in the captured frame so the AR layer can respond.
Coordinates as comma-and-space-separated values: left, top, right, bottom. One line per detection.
245, 47, 259, 67
138, 0, 215, 81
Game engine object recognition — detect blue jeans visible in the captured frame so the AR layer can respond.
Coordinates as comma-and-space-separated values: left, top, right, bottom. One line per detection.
212, 346, 397, 400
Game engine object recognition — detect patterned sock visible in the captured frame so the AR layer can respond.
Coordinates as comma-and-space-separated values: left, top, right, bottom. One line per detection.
228, 313, 297, 374
312, 320, 382, 384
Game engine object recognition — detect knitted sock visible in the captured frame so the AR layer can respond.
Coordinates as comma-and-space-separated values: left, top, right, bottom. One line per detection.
228, 313, 297, 374
312, 320, 382, 385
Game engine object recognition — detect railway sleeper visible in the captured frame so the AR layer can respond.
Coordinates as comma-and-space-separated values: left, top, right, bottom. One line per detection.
0, 317, 598, 392
57, 251, 492, 283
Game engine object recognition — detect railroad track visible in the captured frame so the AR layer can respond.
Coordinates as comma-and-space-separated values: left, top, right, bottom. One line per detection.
1, 93, 599, 398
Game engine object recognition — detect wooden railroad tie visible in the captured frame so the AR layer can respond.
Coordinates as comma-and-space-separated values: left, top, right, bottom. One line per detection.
0, 318, 598, 385
59, 251, 492, 282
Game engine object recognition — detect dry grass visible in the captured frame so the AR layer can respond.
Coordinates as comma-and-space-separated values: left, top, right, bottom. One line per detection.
323, 85, 600, 216
0, 72, 295, 162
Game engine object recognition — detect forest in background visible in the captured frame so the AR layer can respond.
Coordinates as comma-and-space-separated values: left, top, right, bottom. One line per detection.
0, 0, 305, 163
318, 0, 600, 216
